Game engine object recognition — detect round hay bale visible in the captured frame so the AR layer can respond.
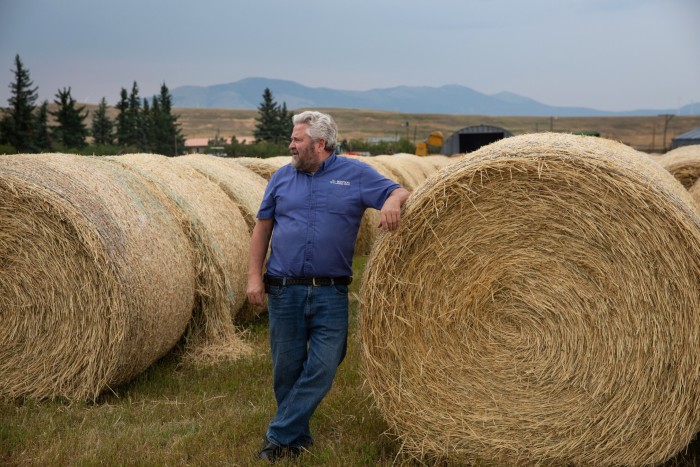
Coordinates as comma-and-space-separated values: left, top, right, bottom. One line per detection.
107, 154, 251, 363
0, 153, 195, 400
659, 145, 700, 189
233, 157, 282, 181
372, 155, 424, 191
360, 133, 700, 465
690, 179, 700, 212
423, 154, 457, 170
173, 154, 268, 321
265, 155, 292, 169
174, 154, 267, 233
392, 153, 436, 180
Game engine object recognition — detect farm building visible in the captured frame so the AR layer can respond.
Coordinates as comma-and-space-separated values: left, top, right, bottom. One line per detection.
440, 124, 512, 155
672, 127, 700, 149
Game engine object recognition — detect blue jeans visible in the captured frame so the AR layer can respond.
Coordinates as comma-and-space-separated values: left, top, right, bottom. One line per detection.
265, 283, 349, 448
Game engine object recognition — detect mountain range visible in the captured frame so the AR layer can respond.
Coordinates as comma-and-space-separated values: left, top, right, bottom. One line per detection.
171, 77, 697, 117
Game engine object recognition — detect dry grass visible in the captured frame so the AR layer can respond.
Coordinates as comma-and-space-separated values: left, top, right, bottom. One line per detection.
0, 154, 195, 400
360, 133, 700, 465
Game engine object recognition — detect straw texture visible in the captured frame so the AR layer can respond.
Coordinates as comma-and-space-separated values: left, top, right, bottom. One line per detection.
107, 154, 251, 363
372, 155, 425, 191
174, 154, 267, 233
690, 179, 700, 211
659, 145, 700, 189
360, 133, 700, 465
0, 153, 195, 400
233, 157, 282, 181
173, 154, 268, 321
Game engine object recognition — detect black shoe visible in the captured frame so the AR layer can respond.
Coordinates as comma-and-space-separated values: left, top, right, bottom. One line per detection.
257, 439, 301, 463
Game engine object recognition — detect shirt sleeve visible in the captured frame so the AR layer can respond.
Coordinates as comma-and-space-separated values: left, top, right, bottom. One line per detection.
257, 173, 278, 219
360, 162, 401, 210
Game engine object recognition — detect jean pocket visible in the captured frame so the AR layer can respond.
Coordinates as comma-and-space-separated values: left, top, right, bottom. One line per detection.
332, 284, 349, 295
266, 284, 286, 298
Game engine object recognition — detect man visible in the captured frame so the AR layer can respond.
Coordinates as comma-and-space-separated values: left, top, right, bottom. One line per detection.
247, 110, 409, 462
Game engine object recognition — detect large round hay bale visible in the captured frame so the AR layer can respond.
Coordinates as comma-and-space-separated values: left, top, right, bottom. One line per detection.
174, 154, 267, 232
0, 153, 195, 400
423, 154, 457, 169
173, 154, 268, 321
372, 155, 424, 191
360, 133, 700, 465
690, 179, 700, 211
659, 144, 700, 189
233, 157, 282, 181
107, 154, 251, 363
265, 155, 292, 169
392, 153, 436, 180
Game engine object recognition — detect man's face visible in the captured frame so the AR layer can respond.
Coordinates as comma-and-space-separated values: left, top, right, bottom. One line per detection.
289, 123, 324, 172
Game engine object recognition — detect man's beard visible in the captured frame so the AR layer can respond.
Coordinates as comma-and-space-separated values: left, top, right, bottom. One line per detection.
291, 147, 316, 172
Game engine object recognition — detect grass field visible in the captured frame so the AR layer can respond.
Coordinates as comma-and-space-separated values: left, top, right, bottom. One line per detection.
80, 104, 700, 153
2, 252, 699, 466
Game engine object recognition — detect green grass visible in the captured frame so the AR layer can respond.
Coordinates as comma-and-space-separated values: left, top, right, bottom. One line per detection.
2, 255, 698, 466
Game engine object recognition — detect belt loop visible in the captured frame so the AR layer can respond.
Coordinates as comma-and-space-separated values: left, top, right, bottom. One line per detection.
312, 277, 317, 287
282, 277, 287, 286
330, 278, 335, 286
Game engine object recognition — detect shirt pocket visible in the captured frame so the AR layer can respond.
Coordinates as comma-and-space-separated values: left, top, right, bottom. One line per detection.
326, 183, 357, 215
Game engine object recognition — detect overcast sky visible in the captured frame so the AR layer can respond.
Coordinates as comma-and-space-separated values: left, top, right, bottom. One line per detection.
1, 0, 698, 112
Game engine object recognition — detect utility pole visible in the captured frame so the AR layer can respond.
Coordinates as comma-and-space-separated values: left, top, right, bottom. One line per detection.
659, 114, 675, 153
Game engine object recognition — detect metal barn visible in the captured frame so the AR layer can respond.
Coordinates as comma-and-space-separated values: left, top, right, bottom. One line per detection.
672, 127, 700, 149
441, 124, 513, 155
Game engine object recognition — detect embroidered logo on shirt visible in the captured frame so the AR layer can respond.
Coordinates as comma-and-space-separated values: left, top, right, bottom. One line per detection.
330, 179, 351, 186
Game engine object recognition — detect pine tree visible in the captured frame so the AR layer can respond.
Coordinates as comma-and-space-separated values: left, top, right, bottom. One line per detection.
141, 97, 153, 151
277, 102, 294, 142
126, 81, 142, 147
35, 100, 52, 151
254, 88, 280, 143
0, 55, 39, 152
91, 97, 113, 145
115, 87, 130, 146
150, 83, 184, 156
50, 87, 88, 149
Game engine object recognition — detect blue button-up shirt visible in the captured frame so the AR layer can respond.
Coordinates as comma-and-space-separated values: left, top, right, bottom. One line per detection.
257, 153, 400, 277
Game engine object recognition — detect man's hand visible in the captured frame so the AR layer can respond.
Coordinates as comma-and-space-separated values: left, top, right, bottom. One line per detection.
246, 274, 266, 307
378, 187, 409, 232
247, 218, 273, 307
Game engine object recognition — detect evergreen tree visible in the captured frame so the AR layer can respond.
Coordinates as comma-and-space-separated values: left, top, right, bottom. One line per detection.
126, 81, 142, 147
254, 88, 280, 143
115, 87, 130, 146
35, 100, 52, 151
277, 102, 294, 141
50, 87, 88, 149
0, 55, 38, 152
150, 83, 184, 156
91, 97, 113, 145
141, 97, 153, 151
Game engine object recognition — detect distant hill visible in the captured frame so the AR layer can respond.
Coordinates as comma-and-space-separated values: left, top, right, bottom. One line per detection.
171, 77, 697, 117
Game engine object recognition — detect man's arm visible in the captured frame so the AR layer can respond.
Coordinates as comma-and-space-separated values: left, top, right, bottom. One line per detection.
246, 218, 273, 307
378, 187, 410, 232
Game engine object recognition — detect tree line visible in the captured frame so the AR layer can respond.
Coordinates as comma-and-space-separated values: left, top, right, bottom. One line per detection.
1, 54, 414, 158
0, 55, 185, 156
